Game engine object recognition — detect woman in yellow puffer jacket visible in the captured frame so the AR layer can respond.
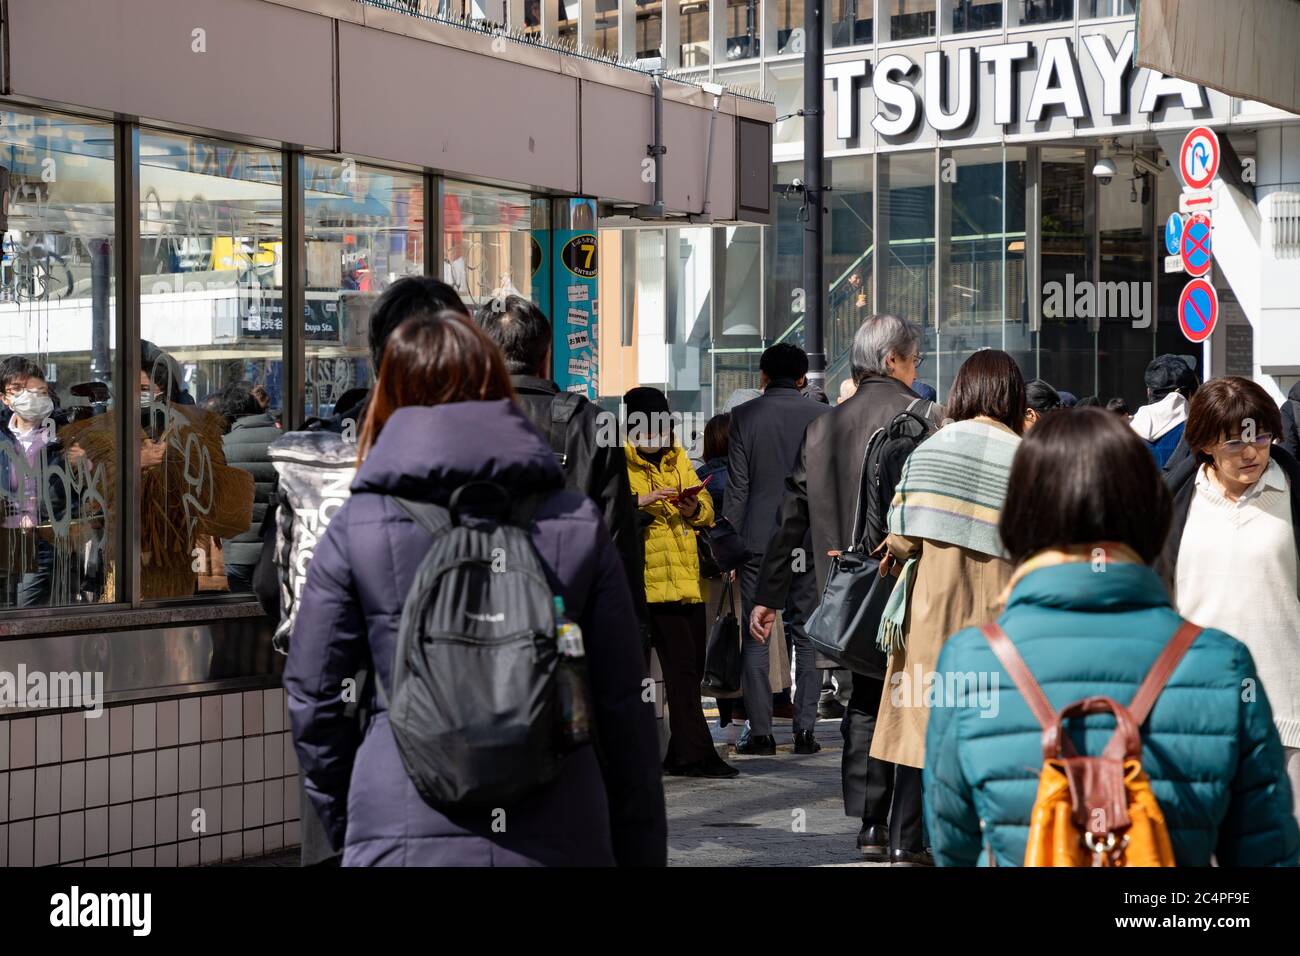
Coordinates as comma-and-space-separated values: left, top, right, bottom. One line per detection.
623, 387, 738, 779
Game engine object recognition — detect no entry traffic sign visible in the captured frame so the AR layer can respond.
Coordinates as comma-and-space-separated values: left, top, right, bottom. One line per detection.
1180, 126, 1220, 191
1180, 213, 1213, 277
1178, 278, 1218, 343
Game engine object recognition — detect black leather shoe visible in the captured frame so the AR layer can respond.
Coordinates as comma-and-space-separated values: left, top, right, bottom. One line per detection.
817, 699, 845, 720
890, 848, 935, 867
857, 824, 888, 862
734, 733, 777, 755
793, 730, 821, 754
686, 756, 740, 779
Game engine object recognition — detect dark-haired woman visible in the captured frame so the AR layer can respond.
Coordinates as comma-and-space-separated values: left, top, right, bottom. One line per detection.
1164, 376, 1300, 828
1023, 378, 1061, 432
871, 349, 1026, 865
926, 408, 1299, 866
285, 310, 666, 866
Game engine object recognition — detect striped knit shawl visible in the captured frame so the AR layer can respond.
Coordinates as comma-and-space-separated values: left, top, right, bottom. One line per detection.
886, 417, 1021, 559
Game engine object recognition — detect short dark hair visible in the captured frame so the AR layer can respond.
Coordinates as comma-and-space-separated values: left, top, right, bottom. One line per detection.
1105, 397, 1130, 416
946, 350, 1027, 434
760, 343, 808, 382
999, 407, 1171, 565
368, 277, 469, 370
703, 413, 730, 461
216, 381, 263, 425
1025, 379, 1061, 414
474, 295, 551, 376
1, 356, 45, 390
1183, 376, 1283, 465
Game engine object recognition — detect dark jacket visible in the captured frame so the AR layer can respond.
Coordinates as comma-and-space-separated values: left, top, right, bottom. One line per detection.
1159, 443, 1300, 600
1, 418, 70, 527
1282, 382, 1300, 459
754, 375, 935, 608
283, 399, 666, 867
724, 381, 831, 555
221, 412, 280, 567
509, 374, 645, 620
926, 562, 1299, 867
696, 456, 729, 517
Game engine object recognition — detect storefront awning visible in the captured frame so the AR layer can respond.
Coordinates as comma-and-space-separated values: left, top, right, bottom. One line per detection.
1137, 0, 1300, 114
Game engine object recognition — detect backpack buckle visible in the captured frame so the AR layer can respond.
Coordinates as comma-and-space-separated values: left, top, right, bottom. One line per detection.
1083, 830, 1129, 865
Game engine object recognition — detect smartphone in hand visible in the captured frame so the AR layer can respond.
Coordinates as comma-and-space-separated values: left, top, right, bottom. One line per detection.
672, 473, 713, 501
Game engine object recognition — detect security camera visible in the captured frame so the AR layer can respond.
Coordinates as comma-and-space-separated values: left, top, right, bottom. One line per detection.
1092, 157, 1116, 186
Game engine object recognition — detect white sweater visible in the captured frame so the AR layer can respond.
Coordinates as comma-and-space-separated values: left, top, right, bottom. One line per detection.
1176, 460, 1300, 747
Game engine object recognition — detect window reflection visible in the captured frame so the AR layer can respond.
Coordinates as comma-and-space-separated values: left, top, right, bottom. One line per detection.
831, 0, 873, 47
725, 0, 760, 61
680, 0, 710, 66
136, 131, 283, 597
0, 106, 116, 609
303, 158, 425, 424
442, 180, 534, 312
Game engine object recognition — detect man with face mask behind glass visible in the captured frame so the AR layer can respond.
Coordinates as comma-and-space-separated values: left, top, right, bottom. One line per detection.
1, 356, 64, 606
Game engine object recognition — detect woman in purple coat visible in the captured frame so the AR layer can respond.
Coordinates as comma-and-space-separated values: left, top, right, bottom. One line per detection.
284, 310, 666, 866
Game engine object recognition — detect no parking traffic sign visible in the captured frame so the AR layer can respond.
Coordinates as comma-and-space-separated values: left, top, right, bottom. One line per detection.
1179, 213, 1213, 278
1180, 126, 1220, 190
1178, 278, 1218, 343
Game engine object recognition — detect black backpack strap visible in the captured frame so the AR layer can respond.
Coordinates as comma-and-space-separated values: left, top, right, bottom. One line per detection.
549, 392, 586, 465
393, 497, 452, 536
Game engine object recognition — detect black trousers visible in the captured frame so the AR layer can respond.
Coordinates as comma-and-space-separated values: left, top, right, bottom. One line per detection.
840, 673, 895, 827
650, 601, 716, 767
889, 765, 926, 854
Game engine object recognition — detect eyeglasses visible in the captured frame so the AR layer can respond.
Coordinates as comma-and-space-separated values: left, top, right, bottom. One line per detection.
3, 385, 49, 397
912, 353, 926, 369
1219, 433, 1274, 455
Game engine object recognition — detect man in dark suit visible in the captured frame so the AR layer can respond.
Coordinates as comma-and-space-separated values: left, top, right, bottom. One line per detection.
726, 344, 831, 756
750, 315, 939, 864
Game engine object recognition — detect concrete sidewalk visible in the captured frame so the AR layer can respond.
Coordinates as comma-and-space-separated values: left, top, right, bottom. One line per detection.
666, 718, 884, 867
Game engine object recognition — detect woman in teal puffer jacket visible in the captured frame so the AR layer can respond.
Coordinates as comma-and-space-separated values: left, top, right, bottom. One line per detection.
925, 408, 1299, 867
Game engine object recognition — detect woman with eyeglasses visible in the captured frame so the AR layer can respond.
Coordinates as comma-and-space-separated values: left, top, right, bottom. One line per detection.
1163, 376, 1300, 827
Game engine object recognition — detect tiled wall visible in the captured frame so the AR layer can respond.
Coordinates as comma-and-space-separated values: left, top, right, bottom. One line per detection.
0, 689, 301, 867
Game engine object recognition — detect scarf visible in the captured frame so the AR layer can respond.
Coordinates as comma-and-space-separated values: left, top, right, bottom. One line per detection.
877, 418, 1021, 653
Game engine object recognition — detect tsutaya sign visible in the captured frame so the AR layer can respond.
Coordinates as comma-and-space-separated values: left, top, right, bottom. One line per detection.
828, 30, 1208, 140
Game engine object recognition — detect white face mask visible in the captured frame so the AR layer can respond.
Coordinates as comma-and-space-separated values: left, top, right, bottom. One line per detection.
8, 390, 53, 424
140, 388, 155, 409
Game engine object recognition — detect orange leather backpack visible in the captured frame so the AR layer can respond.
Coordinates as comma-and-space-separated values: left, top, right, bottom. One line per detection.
981, 621, 1202, 867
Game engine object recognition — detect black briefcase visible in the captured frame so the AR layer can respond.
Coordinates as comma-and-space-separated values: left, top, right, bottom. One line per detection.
805, 548, 893, 680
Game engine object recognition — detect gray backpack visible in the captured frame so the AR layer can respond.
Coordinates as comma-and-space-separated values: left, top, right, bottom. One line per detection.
377, 482, 565, 810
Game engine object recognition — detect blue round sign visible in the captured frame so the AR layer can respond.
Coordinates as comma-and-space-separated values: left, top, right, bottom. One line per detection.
1180, 213, 1213, 277
1164, 213, 1184, 256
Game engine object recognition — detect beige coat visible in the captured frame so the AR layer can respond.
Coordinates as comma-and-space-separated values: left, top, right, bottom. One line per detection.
869, 536, 1013, 769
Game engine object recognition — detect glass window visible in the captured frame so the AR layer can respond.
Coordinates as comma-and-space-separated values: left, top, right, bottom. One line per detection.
773, 0, 804, 54
825, 156, 875, 396
1038, 147, 1093, 399
558, 0, 579, 50
945, 0, 1002, 33
680, 0, 710, 66
303, 158, 425, 423
1096, 152, 1153, 410
830, 0, 873, 47
595, 0, 619, 55
883, 0, 937, 41
137, 131, 282, 598
768, 162, 805, 344
0, 106, 117, 609
1010, 0, 1073, 27
666, 227, 713, 424
636, 0, 663, 59
1080, 0, 1132, 18
524, 0, 542, 36
442, 180, 534, 313
724, 0, 761, 61
879, 152, 936, 366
